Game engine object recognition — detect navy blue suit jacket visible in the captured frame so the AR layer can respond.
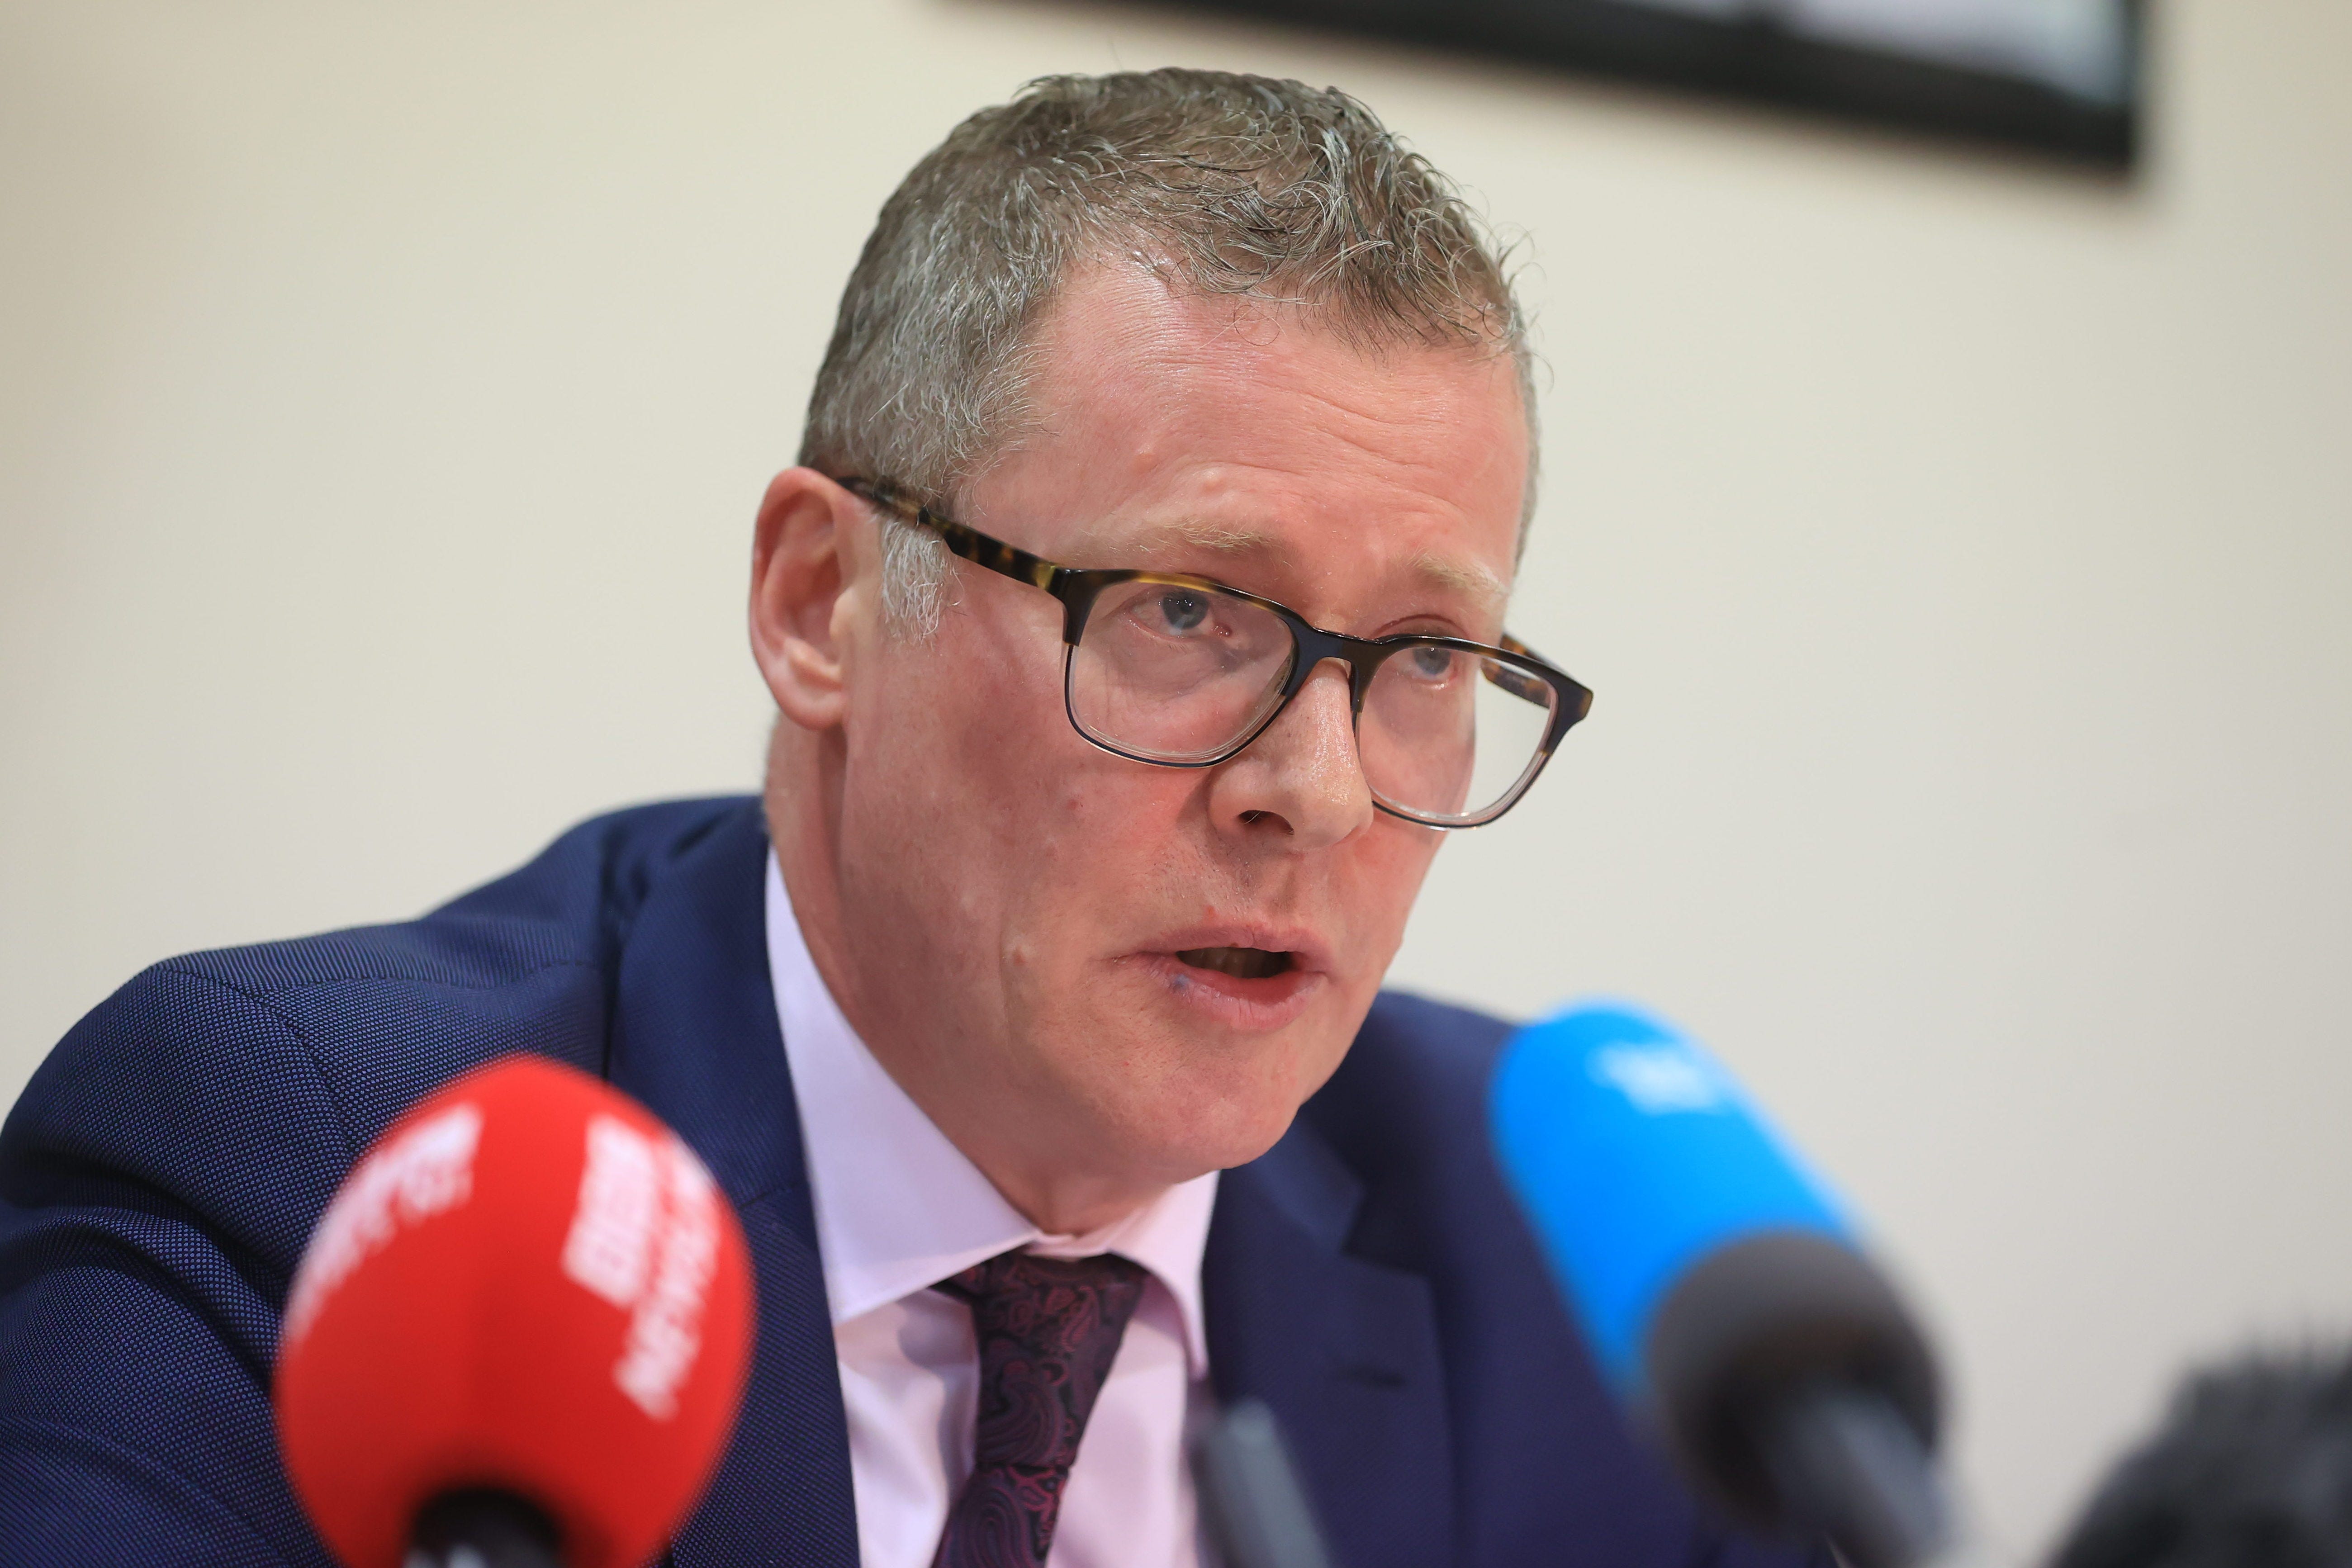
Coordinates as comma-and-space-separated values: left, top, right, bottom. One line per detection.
0, 798, 1820, 1568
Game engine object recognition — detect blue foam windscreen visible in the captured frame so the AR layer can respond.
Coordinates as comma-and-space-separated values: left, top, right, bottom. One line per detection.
1488, 1001, 1850, 1393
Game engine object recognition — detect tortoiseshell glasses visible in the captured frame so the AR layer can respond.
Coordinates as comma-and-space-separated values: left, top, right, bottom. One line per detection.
836, 477, 1593, 829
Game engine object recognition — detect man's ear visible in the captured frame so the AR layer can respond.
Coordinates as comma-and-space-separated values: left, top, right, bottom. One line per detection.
749, 467, 867, 730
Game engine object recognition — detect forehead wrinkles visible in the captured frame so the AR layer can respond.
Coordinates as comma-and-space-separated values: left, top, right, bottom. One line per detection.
1021, 262, 1517, 460
1150, 313, 1506, 465
971, 265, 1525, 615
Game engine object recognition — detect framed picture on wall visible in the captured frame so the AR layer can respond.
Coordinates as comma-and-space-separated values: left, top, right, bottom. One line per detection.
1176, 0, 2143, 169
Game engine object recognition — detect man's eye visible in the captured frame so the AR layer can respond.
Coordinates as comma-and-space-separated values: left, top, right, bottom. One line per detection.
1410, 644, 1456, 679
1156, 591, 1210, 634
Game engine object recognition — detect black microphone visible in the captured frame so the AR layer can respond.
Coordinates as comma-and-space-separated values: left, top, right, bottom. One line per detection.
1195, 1400, 1336, 1568
2050, 1346, 2352, 1568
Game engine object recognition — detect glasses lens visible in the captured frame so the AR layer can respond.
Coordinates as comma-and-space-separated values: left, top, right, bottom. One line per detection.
1068, 579, 1296, 763
1359, 644, 1558, 824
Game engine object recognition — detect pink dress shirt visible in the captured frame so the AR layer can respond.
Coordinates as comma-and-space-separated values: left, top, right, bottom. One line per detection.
763, 855, 1217, 1568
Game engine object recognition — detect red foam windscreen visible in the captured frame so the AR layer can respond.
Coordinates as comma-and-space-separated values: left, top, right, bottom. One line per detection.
275, 1056, 755, 1568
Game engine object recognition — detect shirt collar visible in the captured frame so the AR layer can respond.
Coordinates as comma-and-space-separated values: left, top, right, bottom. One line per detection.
763, 853, 1217, 1374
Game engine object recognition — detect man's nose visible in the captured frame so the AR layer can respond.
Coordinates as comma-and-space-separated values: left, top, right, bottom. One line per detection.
1205, 658, 1375, 848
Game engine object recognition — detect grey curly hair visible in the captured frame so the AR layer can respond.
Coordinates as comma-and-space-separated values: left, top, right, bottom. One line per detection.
797, 68, 1537, 635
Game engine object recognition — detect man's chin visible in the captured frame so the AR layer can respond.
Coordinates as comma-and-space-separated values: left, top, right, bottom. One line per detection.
1071, 1014, 1362, 1180
1110, 1094, 1312, 1184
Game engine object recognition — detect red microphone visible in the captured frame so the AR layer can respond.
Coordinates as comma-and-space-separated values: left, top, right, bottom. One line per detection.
274, 1056, 755, 1568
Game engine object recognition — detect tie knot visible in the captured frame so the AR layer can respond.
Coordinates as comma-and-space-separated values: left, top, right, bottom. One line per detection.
938, 1249, 1149, 1350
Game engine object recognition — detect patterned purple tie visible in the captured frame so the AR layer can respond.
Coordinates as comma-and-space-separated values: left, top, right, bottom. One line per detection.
930, 1249, 1150, 1568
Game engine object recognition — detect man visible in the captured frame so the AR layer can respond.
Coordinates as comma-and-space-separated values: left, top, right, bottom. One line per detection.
0, 70, 1816, 1568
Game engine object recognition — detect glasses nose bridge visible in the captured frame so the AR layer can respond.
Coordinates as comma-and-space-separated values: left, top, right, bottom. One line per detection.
1282, 625, 1381, 721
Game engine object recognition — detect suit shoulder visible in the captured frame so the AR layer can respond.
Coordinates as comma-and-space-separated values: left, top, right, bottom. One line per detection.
2, 962, 356, 1276
431, 794, 754, 936
1, 796, 759, 1271
144, 793, 755, 1002
75, 793, 753, 1068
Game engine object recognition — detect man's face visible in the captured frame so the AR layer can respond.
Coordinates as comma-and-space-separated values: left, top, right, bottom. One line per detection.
819, 262, 1527, 1203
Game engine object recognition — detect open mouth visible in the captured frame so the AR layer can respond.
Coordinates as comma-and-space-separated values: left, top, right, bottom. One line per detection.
1174, 946, 1295, 981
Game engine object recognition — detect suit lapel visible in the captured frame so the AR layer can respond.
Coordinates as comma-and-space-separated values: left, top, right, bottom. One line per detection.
604, 801, 860, 1568
1206, 1118, 1456, 1568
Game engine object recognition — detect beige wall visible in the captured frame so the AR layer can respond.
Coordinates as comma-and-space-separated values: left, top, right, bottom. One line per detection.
5, 1, 2348, 1559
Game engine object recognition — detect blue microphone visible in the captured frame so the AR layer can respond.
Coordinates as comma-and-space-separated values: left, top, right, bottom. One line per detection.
1490, 1002, 1949, 1568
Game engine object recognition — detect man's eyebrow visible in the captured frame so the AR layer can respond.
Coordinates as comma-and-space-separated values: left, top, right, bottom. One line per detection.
1116, 518, 1281, 557
1413, 550, 1511, 618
